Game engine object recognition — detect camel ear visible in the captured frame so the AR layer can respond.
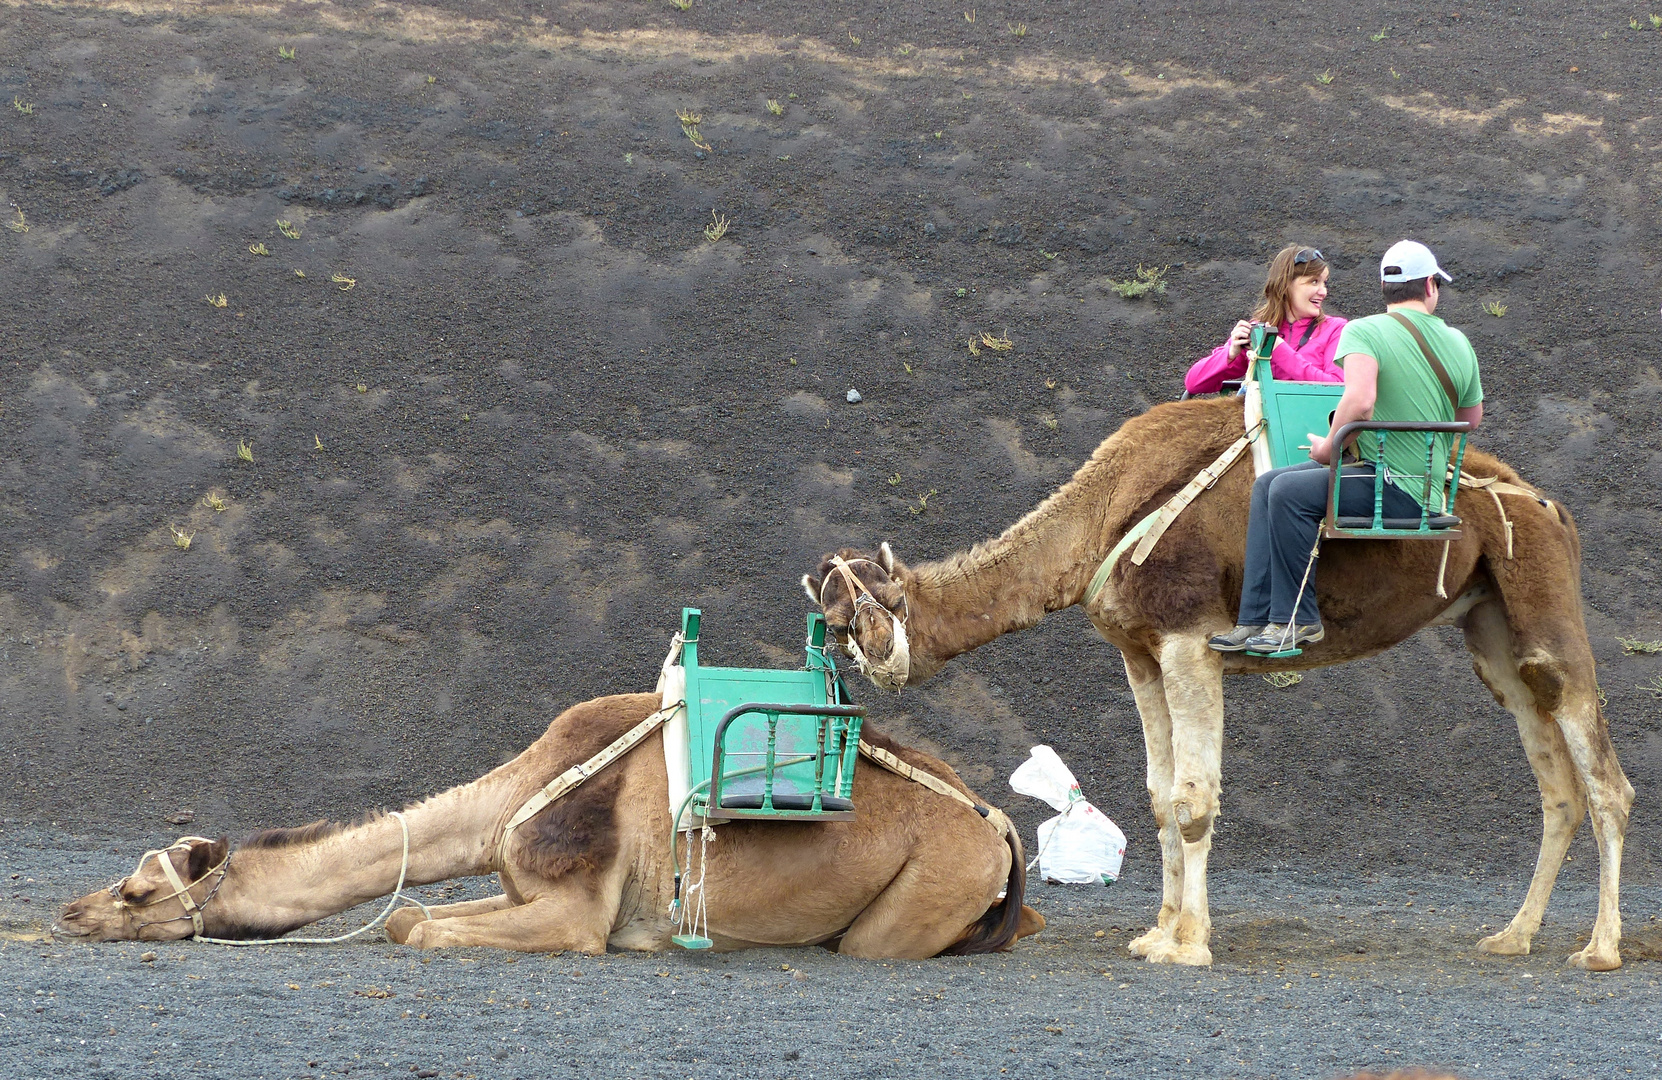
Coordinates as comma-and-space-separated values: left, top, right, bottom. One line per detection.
801, 573, 822, 604
185, 837, 230, 881
877, 541, 897, 575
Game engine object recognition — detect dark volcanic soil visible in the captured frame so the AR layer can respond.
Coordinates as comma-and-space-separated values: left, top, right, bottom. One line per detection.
2, 0, 1661, 1017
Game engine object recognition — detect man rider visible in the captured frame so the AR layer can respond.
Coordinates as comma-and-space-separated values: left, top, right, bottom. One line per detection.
1209, 240, 1485, 654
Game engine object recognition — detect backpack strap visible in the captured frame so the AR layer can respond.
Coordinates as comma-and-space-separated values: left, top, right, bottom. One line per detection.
1388, 311, 1459, 412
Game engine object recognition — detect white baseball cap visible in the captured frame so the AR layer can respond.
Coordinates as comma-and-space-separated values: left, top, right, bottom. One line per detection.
1380, 240, 1452, 283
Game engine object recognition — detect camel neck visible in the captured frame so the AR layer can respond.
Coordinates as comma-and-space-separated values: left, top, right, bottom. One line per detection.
901, 459, 1111, 679
206, 780, 503, 938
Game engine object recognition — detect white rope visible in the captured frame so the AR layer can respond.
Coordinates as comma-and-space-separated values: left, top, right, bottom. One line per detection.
675, 825, 713, 942
1268, 533, 1324, 653
194, 811, 431, 946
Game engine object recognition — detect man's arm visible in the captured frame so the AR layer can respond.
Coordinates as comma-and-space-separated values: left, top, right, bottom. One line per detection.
1308, 353, 1378, 465
1456, 402, 1483, 430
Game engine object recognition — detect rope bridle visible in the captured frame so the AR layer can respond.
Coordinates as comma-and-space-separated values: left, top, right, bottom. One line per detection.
108, 837, 232, 937
825, 556, 911, 690
105, 811, 427, 946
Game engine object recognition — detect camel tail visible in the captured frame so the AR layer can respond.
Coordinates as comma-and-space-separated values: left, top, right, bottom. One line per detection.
938, 825, 1028, 956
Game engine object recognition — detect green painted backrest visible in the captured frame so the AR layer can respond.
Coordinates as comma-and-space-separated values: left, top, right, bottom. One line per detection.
1254, 358, 1344, 470
679, 609, 843, 799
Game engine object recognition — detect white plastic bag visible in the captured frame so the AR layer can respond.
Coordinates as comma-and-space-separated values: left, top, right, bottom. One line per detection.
1009, 745, 1126, 885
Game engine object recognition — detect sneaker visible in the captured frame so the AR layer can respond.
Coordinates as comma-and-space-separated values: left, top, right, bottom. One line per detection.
1207, 625, 1268, 652
1243, 623, 1325, 652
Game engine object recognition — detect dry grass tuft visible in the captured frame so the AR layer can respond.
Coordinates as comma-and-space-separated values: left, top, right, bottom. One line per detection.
169, 525, 194, 551
703, 210, 730, 242
1109, 264, 1168, 299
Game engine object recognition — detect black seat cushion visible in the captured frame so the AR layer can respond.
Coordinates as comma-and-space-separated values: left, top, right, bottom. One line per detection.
719, 792, 853, 812
1334, 515, 1460, 530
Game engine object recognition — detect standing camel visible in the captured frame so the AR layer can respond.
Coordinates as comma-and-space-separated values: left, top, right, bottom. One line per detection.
57, 692, 1041, 959
805, 395, 1633, 970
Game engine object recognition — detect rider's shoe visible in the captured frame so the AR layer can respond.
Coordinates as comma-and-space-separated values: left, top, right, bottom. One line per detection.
1243, 623, 1325, 652
1207, 625, 1268, 652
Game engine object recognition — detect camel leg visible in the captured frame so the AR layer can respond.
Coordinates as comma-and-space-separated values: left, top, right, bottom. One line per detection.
1465, 600, 1582, 958
1120, 645, 1185, 957
1552, 689, 1631, 971
403, 883, 617, 953
838, 844, 1005, 960
1143, 633, 1224, 967
386, 895, 513, 945
1466, 598, 1632, 970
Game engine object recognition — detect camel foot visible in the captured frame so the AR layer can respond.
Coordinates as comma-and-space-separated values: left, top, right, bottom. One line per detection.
385, 908, 431, 945
1567, 945, 1621, 972
404, 921, 438, 949
1476, 929, 1531, 957
1143, 939, 1213, 966
1128, 927, 1169, 957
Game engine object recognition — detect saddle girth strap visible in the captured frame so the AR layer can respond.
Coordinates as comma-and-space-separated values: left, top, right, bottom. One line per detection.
858, 740, 1011, 840
498, 705, 679, 870
1083, 419, 1264, 607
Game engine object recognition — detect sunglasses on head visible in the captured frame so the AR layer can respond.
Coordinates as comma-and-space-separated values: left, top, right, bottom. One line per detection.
1293, 247, 1324, 265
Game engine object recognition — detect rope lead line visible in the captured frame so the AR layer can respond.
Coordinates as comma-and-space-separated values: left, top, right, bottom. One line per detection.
194, 811, 430, 947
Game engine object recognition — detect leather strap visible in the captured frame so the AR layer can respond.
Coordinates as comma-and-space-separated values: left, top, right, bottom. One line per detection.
499, 705, 678, 869
1083, 419, 1264, 606
858, 740, 1011, 840
151, 845, 205, 936
1388, 312, 1460, 412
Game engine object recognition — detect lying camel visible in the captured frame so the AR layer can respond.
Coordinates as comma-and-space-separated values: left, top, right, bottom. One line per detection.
57, 692, 1041, 958
806, 394, 1632, 970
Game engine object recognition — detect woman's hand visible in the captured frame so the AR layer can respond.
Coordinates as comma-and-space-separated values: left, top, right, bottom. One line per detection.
1307, 433, 1333, 466
1224, 319, 1253, 360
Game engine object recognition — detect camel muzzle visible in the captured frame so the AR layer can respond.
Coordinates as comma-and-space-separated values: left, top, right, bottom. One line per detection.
826, 555, 912, 690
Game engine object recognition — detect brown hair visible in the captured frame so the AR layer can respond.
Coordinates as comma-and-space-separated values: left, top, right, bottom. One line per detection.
1252, 244, 1330, 328
1382, 276, 1431, 305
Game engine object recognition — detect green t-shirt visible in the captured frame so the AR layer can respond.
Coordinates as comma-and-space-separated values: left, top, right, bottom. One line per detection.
1334, 310, 1483, 510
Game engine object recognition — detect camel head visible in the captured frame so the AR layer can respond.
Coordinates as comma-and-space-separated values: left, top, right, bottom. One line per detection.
55, 836, 231, 942
802, 543, 917, 690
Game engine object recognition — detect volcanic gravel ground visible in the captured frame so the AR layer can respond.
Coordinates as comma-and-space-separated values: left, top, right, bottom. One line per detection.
5, 2, 1662, 1077
5, 828, 1661, 1080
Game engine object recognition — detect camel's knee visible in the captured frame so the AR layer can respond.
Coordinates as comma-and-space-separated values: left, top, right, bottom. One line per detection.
385, 907, 429, 945
1542, 796, 1586, 834
1147, 788, 1174, 828
1171, 780, 1217, 843
1517, 654, 1567, 712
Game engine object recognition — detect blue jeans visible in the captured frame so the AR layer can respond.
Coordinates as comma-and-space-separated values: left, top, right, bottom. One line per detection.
1238, 461, 1421, 626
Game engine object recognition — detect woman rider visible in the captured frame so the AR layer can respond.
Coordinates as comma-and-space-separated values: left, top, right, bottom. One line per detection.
1184, 245, 1344, 395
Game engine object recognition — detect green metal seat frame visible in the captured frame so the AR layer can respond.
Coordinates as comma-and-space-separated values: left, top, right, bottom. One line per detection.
1242, 326, 1471, 657
675, 608, 864, 823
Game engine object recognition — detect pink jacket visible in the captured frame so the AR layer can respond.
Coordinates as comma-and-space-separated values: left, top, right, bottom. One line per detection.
1184, 315, 1347, 395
